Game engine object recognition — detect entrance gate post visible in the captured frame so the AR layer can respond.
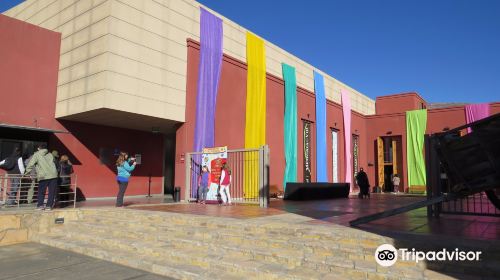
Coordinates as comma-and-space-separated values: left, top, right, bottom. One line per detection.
259, 145, 270, 208
184, 153, 191, 202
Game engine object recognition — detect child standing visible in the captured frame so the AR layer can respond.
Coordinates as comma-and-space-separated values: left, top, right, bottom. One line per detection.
392, 174, 401, 193
198, 166, 209, 204
219, 163, 232, 206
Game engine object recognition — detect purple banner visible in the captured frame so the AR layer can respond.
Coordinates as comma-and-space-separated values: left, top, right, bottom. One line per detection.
465, 103, 490, 133
192, 8, 223, 198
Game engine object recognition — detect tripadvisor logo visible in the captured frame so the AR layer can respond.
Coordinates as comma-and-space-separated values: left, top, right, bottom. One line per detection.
375, 244, 482, 267
375, 244, 398, 267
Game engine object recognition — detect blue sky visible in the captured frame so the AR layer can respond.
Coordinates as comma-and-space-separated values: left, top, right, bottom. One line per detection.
2, 0, 499, 103
0, 0, 23, 14
199, 0, 500, 103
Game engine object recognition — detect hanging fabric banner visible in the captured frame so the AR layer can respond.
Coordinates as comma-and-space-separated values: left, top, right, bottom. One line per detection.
406, 109, 427, 191
282, 63, 297, 189
465, 103, 490, 133
314, 71, 327, 182
244, 32, 266, 198
191, 8, 223, 198
341, 89, 352, 189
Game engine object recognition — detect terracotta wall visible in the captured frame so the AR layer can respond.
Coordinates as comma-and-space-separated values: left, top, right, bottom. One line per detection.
365, 100, 500, 190
0, 15, 164, 198
49, 121, 164, 198
376, 92, 427, 115
365, 113, 408, 189
175, 40, 366, 198
0, 14, 60, 130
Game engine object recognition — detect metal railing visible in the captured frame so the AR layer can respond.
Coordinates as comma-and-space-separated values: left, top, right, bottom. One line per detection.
440, 191, 500, 217
0, 174, 78, 209
185, 145, 270, 207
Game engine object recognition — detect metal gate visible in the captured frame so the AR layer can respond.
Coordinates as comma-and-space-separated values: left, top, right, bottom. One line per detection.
185, 145, 270, 207
426, 133, 500, 217
436, 174, 500, 217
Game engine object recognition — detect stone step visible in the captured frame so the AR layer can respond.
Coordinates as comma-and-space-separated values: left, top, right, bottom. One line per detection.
79, 209, 500, 255
46, 209, 500, 279
37, 233, 363, 280
80, 212, 500, 258
48, 226, 374, 273
65, 219, 377, 256
36, 235, 206, 280
80, 211, 387, 244
52, 222, 500, 278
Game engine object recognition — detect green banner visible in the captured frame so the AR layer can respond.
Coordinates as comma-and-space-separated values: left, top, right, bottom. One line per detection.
282, 63, 297, 188
406, 109, 427, 190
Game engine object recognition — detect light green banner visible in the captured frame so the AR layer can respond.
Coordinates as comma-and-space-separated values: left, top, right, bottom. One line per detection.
282, 63, 297, 189
406, 109, 427, 189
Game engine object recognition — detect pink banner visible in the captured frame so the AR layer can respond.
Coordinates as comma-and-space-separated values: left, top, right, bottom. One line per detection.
465, 103, 490, 133
341, 89, 352, 188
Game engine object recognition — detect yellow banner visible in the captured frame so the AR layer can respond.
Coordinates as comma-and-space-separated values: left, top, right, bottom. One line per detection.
244, 32, 266, 198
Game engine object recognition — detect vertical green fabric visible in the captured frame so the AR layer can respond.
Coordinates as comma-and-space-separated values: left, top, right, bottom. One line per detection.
406, 109, 427, 188
282, 63, 297, 189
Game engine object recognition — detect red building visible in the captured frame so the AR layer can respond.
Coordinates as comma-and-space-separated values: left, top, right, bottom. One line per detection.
0, 15, 165, 199
1, 9, 498, 201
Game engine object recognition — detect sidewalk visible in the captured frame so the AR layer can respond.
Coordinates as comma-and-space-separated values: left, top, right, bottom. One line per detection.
0, 195, 175, 211
0, 243, 173, 280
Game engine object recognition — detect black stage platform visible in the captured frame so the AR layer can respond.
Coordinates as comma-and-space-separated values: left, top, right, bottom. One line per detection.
284, 183, 350, 200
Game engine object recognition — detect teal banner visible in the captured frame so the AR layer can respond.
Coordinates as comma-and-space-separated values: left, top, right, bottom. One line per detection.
282, 63, 297, 189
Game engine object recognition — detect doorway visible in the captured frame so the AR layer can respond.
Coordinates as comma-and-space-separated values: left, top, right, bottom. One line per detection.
376, 136, 403, 192
163, 134, 176, 195
384, 165, 394, 192
0, 127, 49, 160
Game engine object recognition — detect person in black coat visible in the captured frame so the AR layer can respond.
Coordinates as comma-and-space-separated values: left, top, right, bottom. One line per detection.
0, 148, 25, 205
56, 155, 74, 207
355, 167, 370, 199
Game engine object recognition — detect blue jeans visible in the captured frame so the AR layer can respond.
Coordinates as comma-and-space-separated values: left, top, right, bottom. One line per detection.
198, 185, 208, 201
37, 178, 57, 208
7, 177, 21, 205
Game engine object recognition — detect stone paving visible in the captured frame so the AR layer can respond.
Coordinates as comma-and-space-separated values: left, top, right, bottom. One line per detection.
25, 206, 500, 279
0, 242, 172, 280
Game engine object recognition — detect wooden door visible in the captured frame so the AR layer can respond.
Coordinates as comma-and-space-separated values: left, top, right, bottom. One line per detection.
392, 139, 398, 175
377, 137, 384, 188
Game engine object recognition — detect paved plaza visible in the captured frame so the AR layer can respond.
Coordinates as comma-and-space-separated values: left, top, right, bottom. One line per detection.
1, 195, 500, 279
0, 243, 172, 280
131, 194, 500, 241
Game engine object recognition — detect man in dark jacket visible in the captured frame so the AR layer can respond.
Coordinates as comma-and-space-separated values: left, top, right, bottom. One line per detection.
0, 148, 25, 205
355, 167, 370, 199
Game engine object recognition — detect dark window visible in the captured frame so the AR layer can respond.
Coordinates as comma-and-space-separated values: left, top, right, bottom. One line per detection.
383, 137, 393, 163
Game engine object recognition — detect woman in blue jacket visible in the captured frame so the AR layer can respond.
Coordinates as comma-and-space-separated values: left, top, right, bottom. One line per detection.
115, 152, 136, 207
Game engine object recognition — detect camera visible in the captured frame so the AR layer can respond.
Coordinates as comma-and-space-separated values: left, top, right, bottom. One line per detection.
377, 250, 395, 261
